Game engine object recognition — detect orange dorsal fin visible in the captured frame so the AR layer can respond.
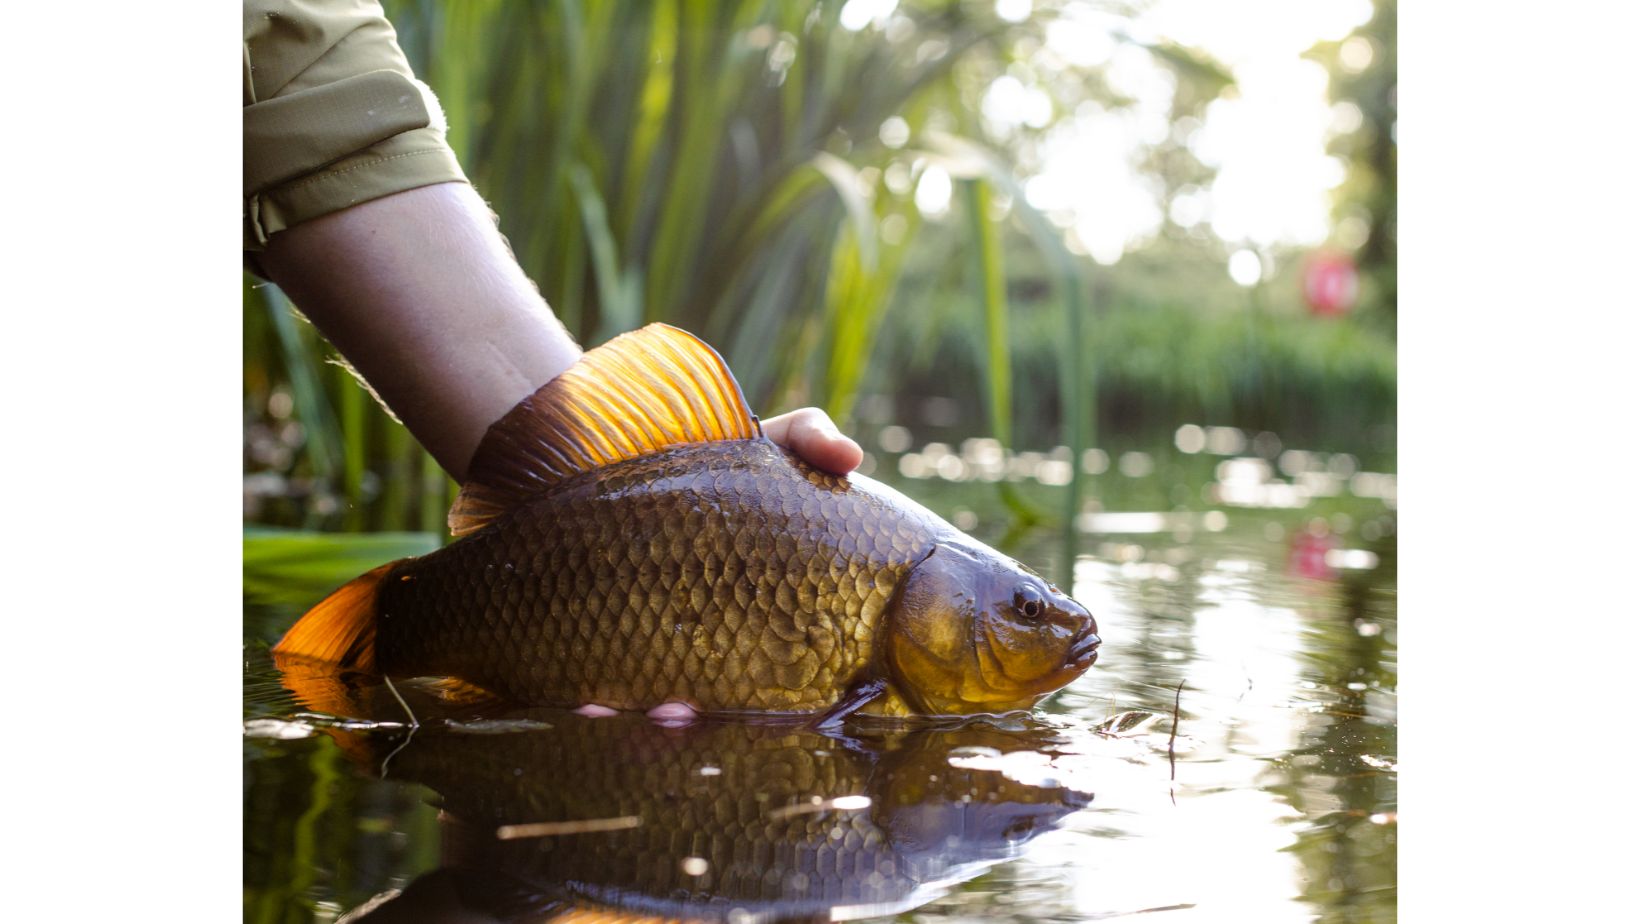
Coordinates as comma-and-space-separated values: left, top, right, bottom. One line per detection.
449, 324, 760, 535
271, 561, 396, 672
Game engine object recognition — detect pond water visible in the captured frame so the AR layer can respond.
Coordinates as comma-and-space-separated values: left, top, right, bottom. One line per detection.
244, 452, 1396, 924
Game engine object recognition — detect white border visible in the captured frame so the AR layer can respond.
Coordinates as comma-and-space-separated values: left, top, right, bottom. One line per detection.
0, 3, 242, 915
1403, 3, 1640, 921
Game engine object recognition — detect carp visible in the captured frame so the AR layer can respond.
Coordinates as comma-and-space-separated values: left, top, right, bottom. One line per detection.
274, 324, 1099, 719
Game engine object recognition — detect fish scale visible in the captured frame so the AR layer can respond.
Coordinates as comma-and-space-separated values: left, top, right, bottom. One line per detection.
374, 439, 945, 712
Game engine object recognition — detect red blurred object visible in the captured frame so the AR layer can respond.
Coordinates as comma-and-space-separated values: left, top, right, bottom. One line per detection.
1301, 251, 1360, 316
1289, 528, 1340, 581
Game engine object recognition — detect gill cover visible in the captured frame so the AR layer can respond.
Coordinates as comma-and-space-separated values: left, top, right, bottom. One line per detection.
885, 544, 1099, 715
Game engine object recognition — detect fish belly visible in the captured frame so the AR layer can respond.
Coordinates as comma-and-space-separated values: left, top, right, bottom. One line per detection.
374, 441, 942, 712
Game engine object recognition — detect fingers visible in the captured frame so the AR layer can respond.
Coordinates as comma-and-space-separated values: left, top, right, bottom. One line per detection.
761, 407, 863, 475
574, 701, 699, 727
646, 702, 698, 727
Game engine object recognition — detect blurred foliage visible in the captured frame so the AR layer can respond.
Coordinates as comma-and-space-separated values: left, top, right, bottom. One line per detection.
243, 0, 1396, 537
246, 0, 1152, 532
1307, 0, 1397, 332
245, 276, 454, 534
1080, 301, 1395, 447
377, 0, 1205, 421
869, 225, 1398, 454
243, 528, 441, 605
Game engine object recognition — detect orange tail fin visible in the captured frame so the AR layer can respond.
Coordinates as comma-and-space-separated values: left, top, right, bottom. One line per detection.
271, 561, 398, 673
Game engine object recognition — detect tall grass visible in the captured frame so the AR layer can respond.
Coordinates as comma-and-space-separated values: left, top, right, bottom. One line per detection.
245, 279, 454, 533
242, 0, 1395, 544
387, 0, 1004, 407
884, 287, 1397, 456
248, 0, 1104, 533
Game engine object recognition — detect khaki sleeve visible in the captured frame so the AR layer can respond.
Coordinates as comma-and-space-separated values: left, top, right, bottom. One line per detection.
243, 0, 467, 265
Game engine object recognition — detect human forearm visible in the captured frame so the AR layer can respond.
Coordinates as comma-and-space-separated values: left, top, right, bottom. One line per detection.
258, 182, 582, 482
259, 181, 864, 487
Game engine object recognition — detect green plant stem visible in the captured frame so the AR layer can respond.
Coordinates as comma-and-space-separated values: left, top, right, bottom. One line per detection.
264, 285, 340, 484
340, 365, 366, 531
962, 179, 1010, 450
420, 446, 448, 537
380, 420, 411, 532
1061, 277, 1088, 589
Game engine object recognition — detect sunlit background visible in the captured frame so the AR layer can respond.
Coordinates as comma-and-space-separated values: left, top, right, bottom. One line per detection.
979, 0, 1381, 260
245, 0, 1397, 530
245, 1, 1396, 921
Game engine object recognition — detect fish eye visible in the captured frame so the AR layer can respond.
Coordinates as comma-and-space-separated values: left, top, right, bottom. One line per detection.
1012, 585, 1045, 619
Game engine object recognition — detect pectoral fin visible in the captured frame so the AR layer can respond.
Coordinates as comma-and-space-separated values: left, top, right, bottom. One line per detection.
811, 677, 889, 729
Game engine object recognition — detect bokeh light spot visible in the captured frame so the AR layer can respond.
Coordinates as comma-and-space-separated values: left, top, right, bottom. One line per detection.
995, 0, 1032, 24
1229, 249, 1262, 286
1175, 424, 1207, 453
915, 164, 953, 216
1339, 35, 1374, 72
879, 116, 910, 149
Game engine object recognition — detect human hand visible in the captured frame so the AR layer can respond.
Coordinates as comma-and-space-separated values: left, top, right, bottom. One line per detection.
761, 407, 863, 475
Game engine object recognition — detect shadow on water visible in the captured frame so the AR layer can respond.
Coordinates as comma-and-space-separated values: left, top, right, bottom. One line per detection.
246, 479, 1396, 923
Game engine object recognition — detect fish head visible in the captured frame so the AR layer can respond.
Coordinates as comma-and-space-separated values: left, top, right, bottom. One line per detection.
885, 542, 1100, 715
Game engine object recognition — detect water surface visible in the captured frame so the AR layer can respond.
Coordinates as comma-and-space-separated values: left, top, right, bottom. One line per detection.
245, 463, 1396, 923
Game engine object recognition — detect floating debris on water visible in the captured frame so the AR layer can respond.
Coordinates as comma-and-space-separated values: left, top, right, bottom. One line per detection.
496, 816, 642, 839
447, 719, 556, 734
1095, 711, 1161, 737
243, 718, 314, 739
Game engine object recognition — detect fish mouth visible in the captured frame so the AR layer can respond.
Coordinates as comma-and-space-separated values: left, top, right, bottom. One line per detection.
1065, 627, 1102, 667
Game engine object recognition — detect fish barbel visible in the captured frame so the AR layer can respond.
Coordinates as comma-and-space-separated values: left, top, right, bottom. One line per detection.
274, 325, 1099, 718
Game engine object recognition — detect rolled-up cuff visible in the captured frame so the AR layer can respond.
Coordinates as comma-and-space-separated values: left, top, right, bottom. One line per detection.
244, 125, 468, 254
244, 69, 432, 198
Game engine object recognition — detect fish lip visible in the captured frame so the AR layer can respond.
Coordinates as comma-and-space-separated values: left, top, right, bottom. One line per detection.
1066, 626, 1102, 666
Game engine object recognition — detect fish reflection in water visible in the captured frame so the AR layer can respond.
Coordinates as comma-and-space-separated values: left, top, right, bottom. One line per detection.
336, 713, 1091, 923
